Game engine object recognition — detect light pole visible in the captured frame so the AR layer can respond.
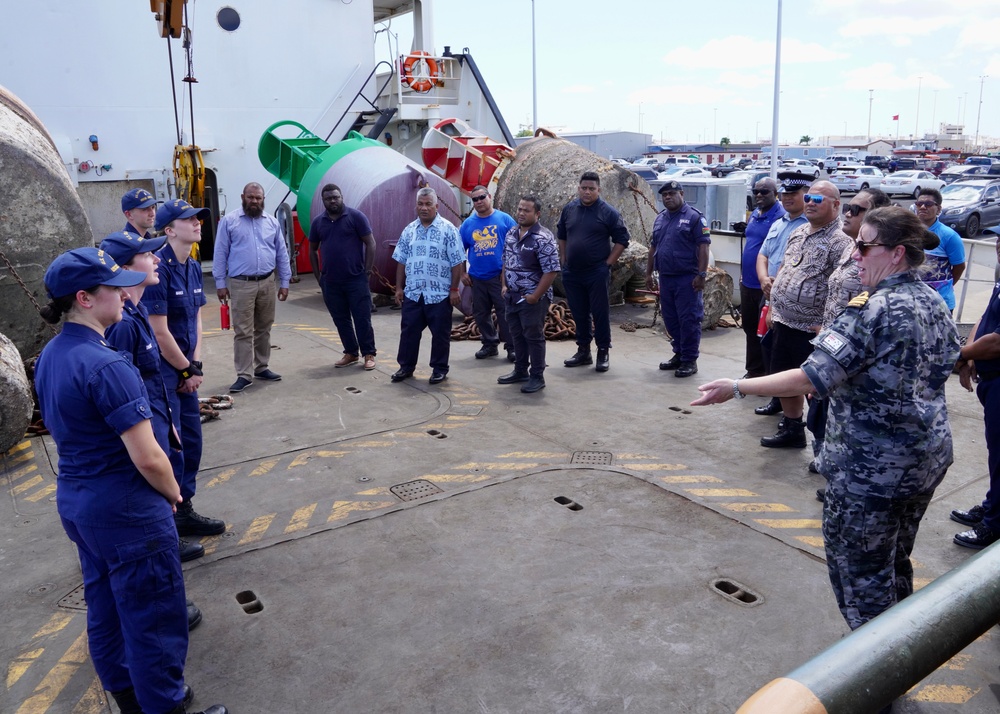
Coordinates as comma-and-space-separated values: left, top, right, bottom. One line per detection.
867, 89, 873, 142
769, 0, 783, 181
975, 75, 988, 150
914, 76, 922, 138
931, 90, 938, 135
713, 107, 718, 143
531, 0, 537, 132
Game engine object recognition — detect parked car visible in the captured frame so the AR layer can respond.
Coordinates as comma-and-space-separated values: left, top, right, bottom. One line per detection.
893, 158, 920, 171
632, 157, 664, 172
627, 166, 660, 182
864, 155, 890, 170
825, 155, 857, 171
658, 165, 712, 179
965, 156, 994, 166
939, 165, 987, 184
829, 166, 885, 193
881, 170, 946, 198
710, 157, 750, 177
939, 178, 1000, 238
780, 159, 821, 178
662, 156, 701, 166
610, 158, 631, 167
807, 158, 825, 170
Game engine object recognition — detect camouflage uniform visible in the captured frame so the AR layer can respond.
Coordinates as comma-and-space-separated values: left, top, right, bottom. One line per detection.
800, 272, 960, 630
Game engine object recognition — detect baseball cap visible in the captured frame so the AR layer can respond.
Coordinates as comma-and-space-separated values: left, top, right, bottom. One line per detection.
99, 231, 167, 266
777, 171, 813, 194
658, 180, 682, 194
121, 188, 157, 212
44, 247, 145, 299
155, 199, 211, 232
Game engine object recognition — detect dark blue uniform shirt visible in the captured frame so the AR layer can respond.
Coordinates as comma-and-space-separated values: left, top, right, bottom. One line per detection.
309, 207, 373, 283
974, 279, 1000, 374
651, 203, 711, 276
556, 198, 630, 272
742, 201, 786, 288
144, 242, 206, 361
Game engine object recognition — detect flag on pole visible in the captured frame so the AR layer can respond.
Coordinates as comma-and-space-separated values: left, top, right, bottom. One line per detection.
892, 114, 899, 121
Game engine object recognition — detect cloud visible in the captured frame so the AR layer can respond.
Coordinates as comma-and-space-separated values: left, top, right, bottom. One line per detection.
716, 71, 771, 90
958, 18, 1000, 48
560, 85, 595, 94
839, 64, 951, 92
839, 16, 958, 39
661, 36, 847, 70
984, 55, 1000, 75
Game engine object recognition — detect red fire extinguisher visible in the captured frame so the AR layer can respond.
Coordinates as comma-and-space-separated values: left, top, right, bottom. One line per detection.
220, 300, 231, 330
756, 302, 769, 338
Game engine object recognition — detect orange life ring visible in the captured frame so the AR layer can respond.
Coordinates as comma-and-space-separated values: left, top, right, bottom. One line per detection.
402, 51, 438, 93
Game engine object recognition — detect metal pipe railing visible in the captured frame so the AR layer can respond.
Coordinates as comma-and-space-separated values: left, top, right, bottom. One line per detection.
737, 542, 1000, 713
954, 235, 997, 323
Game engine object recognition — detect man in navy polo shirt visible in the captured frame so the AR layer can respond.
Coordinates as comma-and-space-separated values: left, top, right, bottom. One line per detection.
741, 177, 785, 378
121, 188, 157, 237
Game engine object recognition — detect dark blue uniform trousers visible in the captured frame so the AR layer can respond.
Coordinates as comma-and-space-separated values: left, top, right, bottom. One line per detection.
659, 274, 704, 362
563, 264, 611, 350
321, 276, 376, 357
163, 370, 202, 503
61, 515, 188, 712
397, 295, 453, 373
977, 377, 1000, 534
506, 295, 549, 377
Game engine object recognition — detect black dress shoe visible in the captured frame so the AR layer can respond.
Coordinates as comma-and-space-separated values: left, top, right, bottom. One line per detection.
754, 398, 782, 416
564, 349, 593, 367
175, 503, 226, 537
497, 370, 529, 384
521, 376, 546, 393
954, 523, 1000, 549
390, 369, 414, 383
659, 355, 682, 370
253, 369, 282, 381
429, 371, 447, 384
187, 601, 203, 631
760, 416, 807, 448
506, 348, 516, 363
179, 538, 204, 562
674, 361, 698, 378
816, 488, 826, 503
184, 684, 194, 707
595, 348, 610, 372
475, 345, 499, 359
951, 504, 985, 526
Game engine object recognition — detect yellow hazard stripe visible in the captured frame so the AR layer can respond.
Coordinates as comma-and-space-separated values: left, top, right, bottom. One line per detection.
16, 630, 89, 714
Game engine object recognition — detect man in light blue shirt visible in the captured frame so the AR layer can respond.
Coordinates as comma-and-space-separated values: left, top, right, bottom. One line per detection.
915, 188, 966, 311
391, 187, 465, 385
213, 182, 291, 392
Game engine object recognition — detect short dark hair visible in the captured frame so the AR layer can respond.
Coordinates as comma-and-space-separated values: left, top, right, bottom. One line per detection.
862, 206, 939, 269
917, 187, 943, 206
858, 188, 892, 209
472, 185, 489, 195
580, 171, 600, 185
321, 183, 342, 195
519, 195, 542, 213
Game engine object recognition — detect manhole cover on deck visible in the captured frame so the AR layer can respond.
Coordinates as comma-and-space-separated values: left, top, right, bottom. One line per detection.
571, 451, 614, 465
390, 479, 444, 502
57, 583, 87, 611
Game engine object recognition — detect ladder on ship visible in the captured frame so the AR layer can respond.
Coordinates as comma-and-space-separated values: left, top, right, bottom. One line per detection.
332, 61, 397, 143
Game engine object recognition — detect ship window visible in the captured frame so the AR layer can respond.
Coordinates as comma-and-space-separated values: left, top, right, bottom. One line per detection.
217, 7, 241, 32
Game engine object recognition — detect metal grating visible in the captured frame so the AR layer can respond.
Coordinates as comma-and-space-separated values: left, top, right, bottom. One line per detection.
58, 583, 87, 611
571, 451, 613, 465
390, 479, 444, 502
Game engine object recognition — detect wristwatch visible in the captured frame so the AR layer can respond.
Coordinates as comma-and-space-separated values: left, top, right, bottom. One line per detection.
732, 380, 746, 400
698, 271, 708, 278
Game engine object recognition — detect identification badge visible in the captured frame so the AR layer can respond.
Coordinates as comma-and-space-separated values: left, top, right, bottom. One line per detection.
819, 331, 848, 355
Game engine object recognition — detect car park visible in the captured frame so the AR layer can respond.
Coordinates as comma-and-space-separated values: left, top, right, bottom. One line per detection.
659, 165, 712, 179
628, 166, 659, 182
864, 156, 890, 170
631, 157, 664, 172
662, 156, 701, 166
780, 159, 821, 178
829, 166, 885, 193
881, 170, 945, 198
610, 158, 631, 167
939, 178, 1000, 238
965, 156, 994, 166
710, 157, 750, 177
825, 155, 857, 171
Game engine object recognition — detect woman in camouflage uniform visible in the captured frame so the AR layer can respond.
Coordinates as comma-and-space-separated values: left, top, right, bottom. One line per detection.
692, 206, 960, 632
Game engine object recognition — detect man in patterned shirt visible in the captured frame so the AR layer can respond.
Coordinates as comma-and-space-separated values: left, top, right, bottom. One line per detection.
391, 188, 465, 385
762, 180, 851, 448
497, 196, 560, 394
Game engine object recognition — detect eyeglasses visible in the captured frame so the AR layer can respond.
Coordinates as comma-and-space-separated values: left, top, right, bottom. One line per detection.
842, 204, 868, 217
803, 194, 827, 204
752, 189, 773, 195
914, 200, 939, 208
471, 195, 488, 202
854, 240, 890, 255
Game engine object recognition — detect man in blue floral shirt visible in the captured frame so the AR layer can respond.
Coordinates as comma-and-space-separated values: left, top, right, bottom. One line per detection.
391, 188, 465, 385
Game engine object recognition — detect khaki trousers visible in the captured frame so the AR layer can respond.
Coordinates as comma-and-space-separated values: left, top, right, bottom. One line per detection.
228, 274, 276, 380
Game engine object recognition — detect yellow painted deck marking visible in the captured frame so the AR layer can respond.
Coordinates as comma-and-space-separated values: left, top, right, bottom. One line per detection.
423, 474, 491, 484
287, 450, 350, 468
909, 685, 979, 704
455, 462, 537, 470
7, 463, 38, 481
71, 676, 106, 713
6, 648, 44, 688
10, 474, 43, 496
328, 500, 396, 522
24, 484, 56, 503
497, 452, 566, 459
722, 503, 795, 513
16, 630, 88, 714
248, 459, 279, 478
199, 534, 223, 556
239, 514, 276, 544
617, 453, 656, 460
755, 519, 823, 529
285, 504, 318, 533
392, 432, 426, 439
204, 468, 237, 488
353, 441, 393, 447
424, 423, 445, 429
910, 557, 924, 569
445, 415, 475, 421
7, 440, 32, 454
296, 326, 333, 332
686, 488, 758, 497
34, 612, 75, 639
795, 536, 826, 548
356, 487, 393, 496
941, 653, 971, 670
460, 400, 490, 405
6, 451, 33, 466
660, 475, 723, 484
622, 463, 687, 471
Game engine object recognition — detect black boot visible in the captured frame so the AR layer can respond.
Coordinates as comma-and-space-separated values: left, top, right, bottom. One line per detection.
595, 348, 610, 372
760, 416, 807, 448
754, 397, 782, 416
564, 347, 593, 367
179, 538, 204, 562
187, 600, 203, 631
109, 687, 142, 714
174, 501, 226, 537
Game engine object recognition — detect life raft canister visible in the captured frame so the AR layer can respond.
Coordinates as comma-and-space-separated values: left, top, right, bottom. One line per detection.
402, 51, 438, 93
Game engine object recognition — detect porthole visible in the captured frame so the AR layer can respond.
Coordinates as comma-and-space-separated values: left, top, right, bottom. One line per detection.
217, 7, 240, 32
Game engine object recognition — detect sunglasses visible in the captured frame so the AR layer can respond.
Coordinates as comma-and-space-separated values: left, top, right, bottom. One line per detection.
855, 240, 890, 255
842, 204, 868, 217
471, 195, 488, 202
914, 200, 939, 209
752, 188, 773, 195
803, 194, 828, 204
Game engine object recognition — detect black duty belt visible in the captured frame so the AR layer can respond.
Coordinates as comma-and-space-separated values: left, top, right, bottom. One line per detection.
978, 370, 1000, 383
231, 271, 273, 281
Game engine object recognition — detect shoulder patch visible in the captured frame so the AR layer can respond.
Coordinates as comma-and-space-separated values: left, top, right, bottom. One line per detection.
818, 331, 849, 355
847, 291, 870, 308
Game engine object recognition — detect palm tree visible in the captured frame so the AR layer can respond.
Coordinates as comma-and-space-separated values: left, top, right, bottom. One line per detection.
720, 137, 731, 146
799, 135, 813, 145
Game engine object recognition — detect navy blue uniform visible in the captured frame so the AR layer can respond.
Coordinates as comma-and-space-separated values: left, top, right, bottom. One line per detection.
972, 280, 1000, 535
650, 203, 711, 362
144, 242, 207, 502
35, 323, 188, 713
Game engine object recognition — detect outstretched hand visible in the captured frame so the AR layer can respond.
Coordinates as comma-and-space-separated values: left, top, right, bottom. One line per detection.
690, 379, 735, 406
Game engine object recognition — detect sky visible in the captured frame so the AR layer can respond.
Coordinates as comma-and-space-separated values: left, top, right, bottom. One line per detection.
389, 0, 1000, 148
